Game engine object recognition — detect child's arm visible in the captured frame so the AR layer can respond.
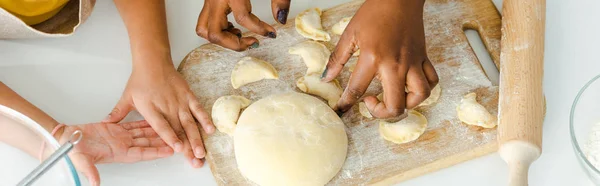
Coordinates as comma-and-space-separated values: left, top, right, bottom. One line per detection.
109, 0, 215, 168
0, 82, 173, 186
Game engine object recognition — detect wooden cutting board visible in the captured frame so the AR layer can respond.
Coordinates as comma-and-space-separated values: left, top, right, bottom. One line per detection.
177, 0, 501, 185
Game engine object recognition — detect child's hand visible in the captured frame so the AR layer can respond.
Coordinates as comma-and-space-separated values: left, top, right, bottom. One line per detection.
195, 0, 291, 51
322, 0, 438, 119
103, 60, 215, 169
57, 121, 174, 186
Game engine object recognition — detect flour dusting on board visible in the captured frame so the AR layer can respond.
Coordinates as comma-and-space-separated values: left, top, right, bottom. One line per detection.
179, 0, 501, 185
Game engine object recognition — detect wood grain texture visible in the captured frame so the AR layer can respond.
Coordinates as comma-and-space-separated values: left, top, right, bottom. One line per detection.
497, 0, 546, 185
498, 0, 546, 148
177, 0, 502, 185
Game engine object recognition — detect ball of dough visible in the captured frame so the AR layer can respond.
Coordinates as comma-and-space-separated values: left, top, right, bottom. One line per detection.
211, 95, 251, 135
295, 8, 331, 41
234, 93, 348, 186
379, 110, 428, 144
231, 57, 279, 89
456, 92, 497, 128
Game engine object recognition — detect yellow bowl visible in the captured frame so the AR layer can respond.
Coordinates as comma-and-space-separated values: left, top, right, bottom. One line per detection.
0, 0, 70, 25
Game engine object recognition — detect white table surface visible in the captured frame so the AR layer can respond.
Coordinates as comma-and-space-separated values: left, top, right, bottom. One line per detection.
0, 0, 597, 185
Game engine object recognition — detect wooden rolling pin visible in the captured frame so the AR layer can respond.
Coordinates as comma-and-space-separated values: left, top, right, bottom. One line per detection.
497, 0, 546, 185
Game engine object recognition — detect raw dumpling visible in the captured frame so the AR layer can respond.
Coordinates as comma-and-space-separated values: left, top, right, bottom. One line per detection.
289, 41, 331, 74
234, 93, 347, 186
295, 8, 331, 41
456, 92, 497, 128
331, 17, 360, 56
358, 92, 383, 118
379, 110, 428, 144
211, 95, 251, 135
296, 73, 342, 109
331, 17, 351, 35
231, 57, 279, 89
358, 102, 373, 118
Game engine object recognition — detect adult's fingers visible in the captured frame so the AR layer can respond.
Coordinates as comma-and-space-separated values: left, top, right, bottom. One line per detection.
271, 0, 291, 24
179, 110, 206, 159
322, 32, 357, 82
132, 138, 168, 147
230, 0, 277, 38
128, 127, 159, 138
405, 64, 431, 109
163, 111, 202, 168
336, 55, 377, 113
422, 59, 439, 88
125, 146, 174, 162
121, 120, 150, 130
103, 96, 133, 123
195, 0, 210, 38
138, 108, 183, 152
189, 95, 215, 134
365, 63, 407, 119
207, 7, 258, 51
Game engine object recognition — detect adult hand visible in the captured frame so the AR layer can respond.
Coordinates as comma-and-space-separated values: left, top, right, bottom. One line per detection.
322, 0, 438, 120
57, 121, 173, 186
195, 0, 291, 51
103, 60, 215, 169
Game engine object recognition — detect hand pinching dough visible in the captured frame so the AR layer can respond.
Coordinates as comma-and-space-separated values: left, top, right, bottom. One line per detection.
234, 93, 348, 186
289, 41, 331, 74
231, 57, 279, 89
211, 95, 251, 135
295, 8, 331, 41
456, 92, 497, 128
379, 110, 428, 144
296, 73, 343, 108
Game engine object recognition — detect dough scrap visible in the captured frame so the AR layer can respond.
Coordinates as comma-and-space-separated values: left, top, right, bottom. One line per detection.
419, 84, 442, 107
231, 57, 279, 89
234, 92, 348, 186
295, 8, 331, 41
358, 102, 373, 118
456, 92, 497, 128
379, 110, 428, 144
331, 17, 351, 35
358, 93, 383, 118
289, 41, 331, 74
211, 95, 251, 135
296, 73, 342, 108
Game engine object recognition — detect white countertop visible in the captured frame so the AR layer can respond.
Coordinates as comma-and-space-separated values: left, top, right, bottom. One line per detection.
0, 0, 598, 185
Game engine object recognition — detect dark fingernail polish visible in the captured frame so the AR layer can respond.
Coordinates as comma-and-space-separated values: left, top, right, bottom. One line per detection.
250, 42, 259, 49
266, 32, 276, 38
335, 109, 344, 117
277, 9, 289, 24
321, 67, 328, 79
236, 33, 242, 38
